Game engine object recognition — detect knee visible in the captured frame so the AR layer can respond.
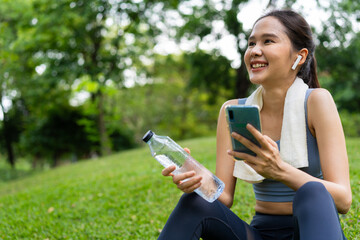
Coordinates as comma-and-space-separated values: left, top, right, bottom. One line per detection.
178, 192, 209, 208
293, 182, 332, 210
177, 192, 216, 215
297, 181, 327, 196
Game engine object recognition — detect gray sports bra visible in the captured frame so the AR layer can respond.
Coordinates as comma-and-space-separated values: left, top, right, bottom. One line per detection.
238, 89, 323, 202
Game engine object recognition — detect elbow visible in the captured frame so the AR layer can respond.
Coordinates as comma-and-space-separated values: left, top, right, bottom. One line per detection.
336, 187, 352, 214
338, 194, 352, 214
225, 199, 234, 209
218, 192, 234, 208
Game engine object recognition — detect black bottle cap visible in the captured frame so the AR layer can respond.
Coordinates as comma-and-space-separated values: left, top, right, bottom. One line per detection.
142, 130, 154, 143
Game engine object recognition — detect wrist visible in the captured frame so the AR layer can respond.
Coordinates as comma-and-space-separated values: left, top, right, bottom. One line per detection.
276, 161, 293, 182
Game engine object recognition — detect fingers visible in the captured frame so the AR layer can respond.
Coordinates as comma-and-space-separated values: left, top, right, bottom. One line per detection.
230, 124, 274, 156
162, 165, 177, 176
162, 166, 202, 193
263, 135, 278, 149
227, 149, 257, 162
173, 171, 202, 193
230, 131, 260, 156
246, 124, 271, 148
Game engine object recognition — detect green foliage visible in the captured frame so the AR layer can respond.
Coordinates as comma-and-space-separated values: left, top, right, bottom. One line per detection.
339, 111, 360, 138
0, 137, 359, 239
1, 0, 359, 170
184, 51, 236, 104
108, 52, 234, 144
316, 0, 360, 112
317, 32, 360, 111
20, 104, 96, 166
0, 0, 186, 165
111, 81, 224, 143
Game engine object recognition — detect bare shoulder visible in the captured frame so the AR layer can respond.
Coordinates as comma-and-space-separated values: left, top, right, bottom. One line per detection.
217, 99, 238, 134
219, 99, 239, 116
308, 88, 335, 106
308, 88, 338, 117
221, 99, 239, 109
307, 88, 341, 134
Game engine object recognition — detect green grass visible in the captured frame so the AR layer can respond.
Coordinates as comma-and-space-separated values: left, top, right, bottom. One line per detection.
0, 136, 359, 239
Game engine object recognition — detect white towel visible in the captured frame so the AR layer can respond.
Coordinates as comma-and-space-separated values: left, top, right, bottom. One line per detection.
233, 77, 309, 183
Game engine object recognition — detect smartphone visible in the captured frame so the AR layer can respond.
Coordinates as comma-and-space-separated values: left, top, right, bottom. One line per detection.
225, 105, 262, 159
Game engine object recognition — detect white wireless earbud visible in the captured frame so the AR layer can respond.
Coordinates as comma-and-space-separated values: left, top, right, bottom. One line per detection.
291, 55, 302, 70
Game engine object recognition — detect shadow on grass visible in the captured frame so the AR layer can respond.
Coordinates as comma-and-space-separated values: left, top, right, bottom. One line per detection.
0, 167, 40, 183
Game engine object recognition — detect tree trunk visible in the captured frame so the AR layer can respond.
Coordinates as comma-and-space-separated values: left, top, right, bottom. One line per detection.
97, 90, 111, 156
235, 61, 251, 98
4, 119, 15, 168
0, 100, 15, 168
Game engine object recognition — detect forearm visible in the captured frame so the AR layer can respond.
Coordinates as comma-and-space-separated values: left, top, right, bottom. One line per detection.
279, 162, 352, 214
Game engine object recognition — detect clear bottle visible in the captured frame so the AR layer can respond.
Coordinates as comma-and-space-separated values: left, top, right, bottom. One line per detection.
142, 130, 225, 203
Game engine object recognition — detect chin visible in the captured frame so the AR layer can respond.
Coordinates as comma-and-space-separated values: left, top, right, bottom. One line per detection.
249, 77, 265, 85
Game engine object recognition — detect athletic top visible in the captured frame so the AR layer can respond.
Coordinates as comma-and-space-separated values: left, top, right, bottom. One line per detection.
237, 89, 323, 202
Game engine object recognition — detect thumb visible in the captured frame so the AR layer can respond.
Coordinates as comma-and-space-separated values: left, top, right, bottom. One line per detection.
184, 147, 191, 154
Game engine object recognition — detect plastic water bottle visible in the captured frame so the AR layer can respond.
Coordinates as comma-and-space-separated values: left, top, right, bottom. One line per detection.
142, 130, 225, 203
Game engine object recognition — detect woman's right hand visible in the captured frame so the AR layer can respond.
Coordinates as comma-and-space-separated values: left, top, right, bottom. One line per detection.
161, 166, 202, 193
161, 148, 202, 193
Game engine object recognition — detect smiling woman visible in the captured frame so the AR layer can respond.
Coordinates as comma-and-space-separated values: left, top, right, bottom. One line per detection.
156, 9, 351, 240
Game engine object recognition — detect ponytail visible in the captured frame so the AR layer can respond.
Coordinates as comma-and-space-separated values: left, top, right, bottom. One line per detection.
298, 53, 320, 88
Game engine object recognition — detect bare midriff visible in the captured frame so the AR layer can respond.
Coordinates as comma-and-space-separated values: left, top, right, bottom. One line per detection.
255, 200, 293, 215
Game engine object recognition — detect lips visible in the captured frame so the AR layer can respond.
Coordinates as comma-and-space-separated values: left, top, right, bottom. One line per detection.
251, 61, 268, 69
249, 61, 268, 73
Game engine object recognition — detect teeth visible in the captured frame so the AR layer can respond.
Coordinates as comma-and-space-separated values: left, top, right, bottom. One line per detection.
252, 63, 267, 68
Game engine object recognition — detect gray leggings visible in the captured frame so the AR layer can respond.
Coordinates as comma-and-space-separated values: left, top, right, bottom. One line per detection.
158, 181, 346, 240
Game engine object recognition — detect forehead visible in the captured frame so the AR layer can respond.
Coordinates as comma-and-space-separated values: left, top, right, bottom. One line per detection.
249, 16, 288, 39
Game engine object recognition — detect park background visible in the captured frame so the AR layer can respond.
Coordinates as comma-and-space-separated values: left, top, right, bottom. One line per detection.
0, 0, 360, 239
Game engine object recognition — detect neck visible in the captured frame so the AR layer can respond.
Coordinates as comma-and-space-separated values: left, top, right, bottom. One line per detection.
261, 77, 295, 114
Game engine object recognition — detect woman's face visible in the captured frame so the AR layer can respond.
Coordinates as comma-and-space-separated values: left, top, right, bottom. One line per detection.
244, 16, 297, 86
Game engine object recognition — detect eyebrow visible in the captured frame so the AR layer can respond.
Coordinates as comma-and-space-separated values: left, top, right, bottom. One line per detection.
248, 33, 280, 41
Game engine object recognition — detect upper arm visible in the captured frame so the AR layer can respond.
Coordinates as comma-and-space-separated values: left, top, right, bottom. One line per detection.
307, 88, 351, 194
216, 99, 239, 207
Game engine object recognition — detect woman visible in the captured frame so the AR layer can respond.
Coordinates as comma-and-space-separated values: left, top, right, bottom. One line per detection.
158, 9, 352, 240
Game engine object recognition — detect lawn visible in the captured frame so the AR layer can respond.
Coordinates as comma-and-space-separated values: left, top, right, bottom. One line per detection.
0, 136, 359, 239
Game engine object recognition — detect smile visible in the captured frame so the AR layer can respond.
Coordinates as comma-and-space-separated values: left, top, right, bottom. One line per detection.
251, 63, 268, 69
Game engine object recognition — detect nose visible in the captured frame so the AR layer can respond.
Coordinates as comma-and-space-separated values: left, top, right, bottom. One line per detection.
251, 45, 262, 57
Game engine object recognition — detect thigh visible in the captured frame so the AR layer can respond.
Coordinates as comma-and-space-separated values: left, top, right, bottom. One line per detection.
158, 193, 263, 240
293, 182, 346, 240
199, 200, 262, 240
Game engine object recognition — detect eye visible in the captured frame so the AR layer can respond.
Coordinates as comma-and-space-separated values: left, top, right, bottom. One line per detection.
264, 39, 274, 44
248, 41, 255, 47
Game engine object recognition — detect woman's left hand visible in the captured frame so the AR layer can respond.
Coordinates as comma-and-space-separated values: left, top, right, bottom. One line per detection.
227, 123, 288, 180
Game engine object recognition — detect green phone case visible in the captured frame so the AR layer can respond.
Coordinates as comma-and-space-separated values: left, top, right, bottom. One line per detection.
225, 105, 262, 159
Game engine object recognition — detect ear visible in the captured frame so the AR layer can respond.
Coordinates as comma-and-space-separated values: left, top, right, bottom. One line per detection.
297, 48, 309, 66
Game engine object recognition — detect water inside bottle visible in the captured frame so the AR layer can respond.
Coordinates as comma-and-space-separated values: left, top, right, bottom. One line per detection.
155, 154, 181, 169
154, 154, 224, 202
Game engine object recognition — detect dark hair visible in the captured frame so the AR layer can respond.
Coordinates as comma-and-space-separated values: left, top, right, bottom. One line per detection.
255, 10, 320, 88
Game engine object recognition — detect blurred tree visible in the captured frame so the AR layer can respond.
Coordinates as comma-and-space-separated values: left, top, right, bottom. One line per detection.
171, 0, 252, 98
184, 51, 236, 105
0, 99, 26, 168
20, 104, 94, 167
316, 0, 360, 111
166, 0, 307, 98
111, 52, 232, 142
1, 0, 359, 168
0, 0, 33, 167
0, 0, 183, 161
